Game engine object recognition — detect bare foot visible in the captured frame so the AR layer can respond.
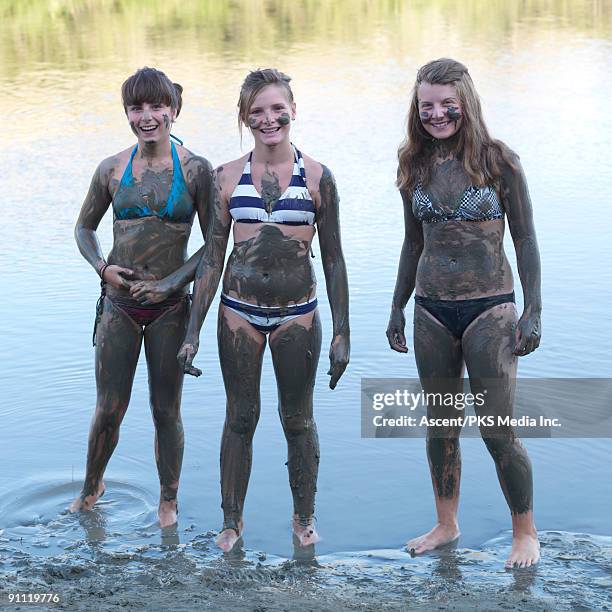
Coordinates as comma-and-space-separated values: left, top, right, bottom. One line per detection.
215, 520, 243, 553
406, 522, 460, 555
158, 499, 178, 528
505, 533, 540, 569
69, 482, 105, 513
292, 515, 320, 547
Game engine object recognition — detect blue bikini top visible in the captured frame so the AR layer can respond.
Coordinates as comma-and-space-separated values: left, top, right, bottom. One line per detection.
228, 145, 316, 226
113, 141, 195, 223
412, 182, 504, 224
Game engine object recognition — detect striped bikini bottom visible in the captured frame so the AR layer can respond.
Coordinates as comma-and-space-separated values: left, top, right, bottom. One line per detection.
220, 294, 317, 333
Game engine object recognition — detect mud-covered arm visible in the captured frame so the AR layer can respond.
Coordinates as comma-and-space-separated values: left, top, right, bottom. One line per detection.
502, 155, 542, 356
177, 167, 231, 376
75, 161, 113, 275
386, 188, 424, 353
74, 160, 135, 289
317, 165, 350, 389
130, 156, 214, 304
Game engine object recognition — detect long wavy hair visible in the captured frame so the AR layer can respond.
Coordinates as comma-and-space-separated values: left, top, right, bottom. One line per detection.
397, 58, 515, 193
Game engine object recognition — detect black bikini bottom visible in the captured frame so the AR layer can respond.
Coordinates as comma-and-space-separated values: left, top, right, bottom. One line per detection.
415, 292, 515, 339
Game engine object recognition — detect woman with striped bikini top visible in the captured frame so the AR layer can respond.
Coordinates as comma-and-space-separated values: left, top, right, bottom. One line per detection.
176, 68, 350, 555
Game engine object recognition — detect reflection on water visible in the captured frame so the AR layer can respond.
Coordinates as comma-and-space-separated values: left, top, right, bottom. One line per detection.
1, 0, 611, 608
1, 0, 611, 76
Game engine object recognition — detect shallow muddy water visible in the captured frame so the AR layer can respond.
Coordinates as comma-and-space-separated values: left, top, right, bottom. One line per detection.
1, 1, 611, 608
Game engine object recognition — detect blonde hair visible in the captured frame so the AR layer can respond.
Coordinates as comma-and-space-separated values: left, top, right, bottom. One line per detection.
237, 68, 294, 142
397, 58, 516, 193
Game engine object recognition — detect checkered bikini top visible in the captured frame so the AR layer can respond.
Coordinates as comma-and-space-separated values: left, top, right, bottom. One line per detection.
412, 182, 503, 224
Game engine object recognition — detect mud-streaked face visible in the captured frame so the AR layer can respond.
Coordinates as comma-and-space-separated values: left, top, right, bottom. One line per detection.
417, 82, 462, 139
126, 101, 176, 144
247, 84, 295, 146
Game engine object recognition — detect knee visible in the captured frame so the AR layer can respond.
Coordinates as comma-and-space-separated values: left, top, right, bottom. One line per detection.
481, 430, 515, 460
226, 407, 258, 436
282, 415, 314, 438
151, 402, 181, 428
94, 398, 128, 430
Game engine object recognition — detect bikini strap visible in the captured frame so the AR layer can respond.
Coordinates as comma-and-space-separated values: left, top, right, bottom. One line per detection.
119, 145, 139, 187
164, 141, 187, 217
293, 144, 307, 181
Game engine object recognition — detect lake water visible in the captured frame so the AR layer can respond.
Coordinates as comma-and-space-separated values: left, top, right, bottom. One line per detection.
1, 1, 611, 609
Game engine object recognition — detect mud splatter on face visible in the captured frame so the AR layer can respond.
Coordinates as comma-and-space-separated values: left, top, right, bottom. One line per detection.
420, 111, 432, 123
163, 114, 170, 129
447, 106, 461, 122
248, 116, 262, 130
278, 112, 291, 126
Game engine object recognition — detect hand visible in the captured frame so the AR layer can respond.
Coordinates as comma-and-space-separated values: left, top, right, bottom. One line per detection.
386, 308, 408, 353
514, 310, 541, 356
130, 279, 173, 305
327, 333, 349, 390
177, 340, 202, 377
101, 264, 136, 290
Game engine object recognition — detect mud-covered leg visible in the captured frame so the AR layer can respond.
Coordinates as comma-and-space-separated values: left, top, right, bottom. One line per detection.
462, 302, 539, 568
70, 298, 142, 512
144, 299, 189, 528
269, 310, 322, 547
216, 305, 266, 551
408, 304, 464, 554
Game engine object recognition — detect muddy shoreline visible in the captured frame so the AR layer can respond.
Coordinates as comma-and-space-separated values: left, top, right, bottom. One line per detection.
2, 530, 609, 611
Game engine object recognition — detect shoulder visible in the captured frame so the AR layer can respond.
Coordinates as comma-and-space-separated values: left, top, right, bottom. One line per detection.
491, 140, 522, 178
299, 151, 325, 188
177, 145, 214, 177
299, 151, 336, 200
97, 149, 129, 183
215, 154, 249, 195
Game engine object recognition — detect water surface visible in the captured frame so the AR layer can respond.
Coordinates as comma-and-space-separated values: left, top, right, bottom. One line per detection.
1, 0, 611, 608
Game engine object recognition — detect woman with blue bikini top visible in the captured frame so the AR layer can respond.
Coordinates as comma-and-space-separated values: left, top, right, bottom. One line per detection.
70, 67, 215, 528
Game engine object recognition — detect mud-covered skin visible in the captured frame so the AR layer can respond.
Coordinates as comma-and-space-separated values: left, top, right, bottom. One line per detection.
73, 136, 213, 519
224, 225, 315, 306
179, 139, 349, 541
415, 154, 514, 300
217, 307, 322, 529
261, 163, 282, 215
387, 138, 541, 560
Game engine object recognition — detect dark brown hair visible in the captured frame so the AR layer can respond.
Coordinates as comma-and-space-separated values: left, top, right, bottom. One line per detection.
237, 68, 293, 140
397, 58, 516, 193
121, 67, 183, 117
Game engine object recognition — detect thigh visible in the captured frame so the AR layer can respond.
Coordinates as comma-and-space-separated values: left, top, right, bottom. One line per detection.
95, 297, 143, 401
462, 302, 518, 418
269, 310, 322, 419
413, 304, 464, 398
218, 303, 266, 410
144, 299, 190, 408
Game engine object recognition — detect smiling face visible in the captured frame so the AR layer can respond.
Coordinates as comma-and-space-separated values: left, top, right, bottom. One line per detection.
246, 84, 295, 146
417, 82, 463, 139
126, 101, 176, 144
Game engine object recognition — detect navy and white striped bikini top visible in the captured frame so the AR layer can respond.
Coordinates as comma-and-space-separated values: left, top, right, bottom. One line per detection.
229, 145, 316, 226
412, 182, 504, 224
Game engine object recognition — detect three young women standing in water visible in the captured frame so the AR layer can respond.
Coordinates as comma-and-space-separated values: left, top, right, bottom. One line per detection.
72, 60, 540, 568
387, 58, 541, 568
